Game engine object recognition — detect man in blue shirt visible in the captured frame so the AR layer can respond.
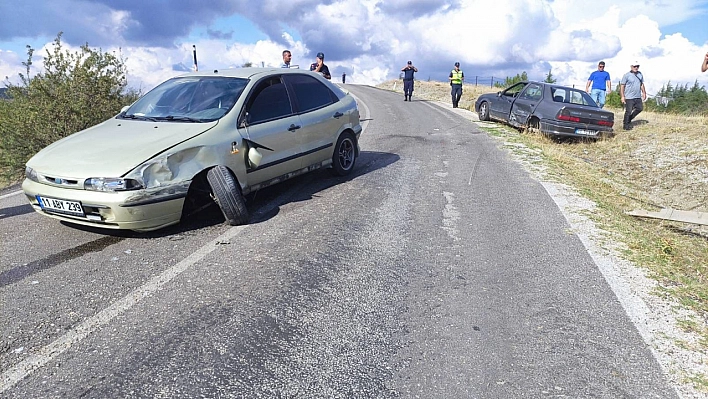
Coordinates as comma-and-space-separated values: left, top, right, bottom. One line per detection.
401, 61, 418, 101
585, 61, 611, 108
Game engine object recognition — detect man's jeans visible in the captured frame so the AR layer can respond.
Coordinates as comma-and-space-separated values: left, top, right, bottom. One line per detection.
623, 98, 643, 128
590, 88, 606, 108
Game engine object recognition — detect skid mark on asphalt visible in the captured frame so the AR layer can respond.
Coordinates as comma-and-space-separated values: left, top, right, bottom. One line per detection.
0, 236, 124, 288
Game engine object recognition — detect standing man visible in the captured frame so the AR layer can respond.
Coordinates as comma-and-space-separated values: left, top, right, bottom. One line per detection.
701, 52, 708, 73
309, 52, 331, 79
619, 61, 647, 130
342, 72, 346, 83
281, 50, 292, 68
449, 62, 464, 108
585, 61, 611, 108
401, 61, 418, 101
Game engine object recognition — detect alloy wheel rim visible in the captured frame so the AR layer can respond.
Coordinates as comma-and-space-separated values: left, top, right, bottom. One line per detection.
338, 138, 354, 170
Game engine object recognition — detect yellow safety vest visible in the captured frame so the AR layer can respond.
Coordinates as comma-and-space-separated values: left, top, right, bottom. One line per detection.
450, 70, 463, 85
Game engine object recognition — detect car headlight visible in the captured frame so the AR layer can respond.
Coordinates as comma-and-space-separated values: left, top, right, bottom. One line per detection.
84, 177, 143, 192
25, 166, 38, 182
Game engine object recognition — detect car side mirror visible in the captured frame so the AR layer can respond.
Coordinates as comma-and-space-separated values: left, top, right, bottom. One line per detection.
497, 92, 502, 97
120, 105, 130, 114
248, 147, 263, 168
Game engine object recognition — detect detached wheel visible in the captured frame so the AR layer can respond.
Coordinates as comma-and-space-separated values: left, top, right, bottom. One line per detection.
207, 165, 249, 226
331, 131, 357, 176
478, 101, 490, 121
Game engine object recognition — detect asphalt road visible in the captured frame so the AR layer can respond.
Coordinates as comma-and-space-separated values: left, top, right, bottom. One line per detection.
0, 85, 678, 398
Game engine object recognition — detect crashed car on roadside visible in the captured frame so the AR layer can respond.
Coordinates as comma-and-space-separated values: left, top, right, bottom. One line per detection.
475, 81, 614, 138
22, 68, 362, 231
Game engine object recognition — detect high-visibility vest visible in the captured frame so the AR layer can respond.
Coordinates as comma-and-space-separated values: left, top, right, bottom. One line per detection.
450, 70, 463, 85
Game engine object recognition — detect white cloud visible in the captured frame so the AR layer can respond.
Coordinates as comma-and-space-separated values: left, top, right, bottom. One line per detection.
1, 0, 707, 93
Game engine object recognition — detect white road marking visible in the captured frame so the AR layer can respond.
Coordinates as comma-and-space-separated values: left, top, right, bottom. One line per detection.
0, 220, 249, 393
0, 190, 23, 200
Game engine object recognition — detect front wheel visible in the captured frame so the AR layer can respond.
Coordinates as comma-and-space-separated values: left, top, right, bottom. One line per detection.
207, 165, 249, 226
478, 101, 490, 121
331, 131, 358, 176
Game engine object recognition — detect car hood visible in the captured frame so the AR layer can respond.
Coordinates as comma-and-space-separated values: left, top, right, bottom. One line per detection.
27, 118, 219, 178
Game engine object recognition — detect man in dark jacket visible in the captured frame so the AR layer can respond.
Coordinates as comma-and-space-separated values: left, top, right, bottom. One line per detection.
309, 52, 331, 79
401, 61, 418, 101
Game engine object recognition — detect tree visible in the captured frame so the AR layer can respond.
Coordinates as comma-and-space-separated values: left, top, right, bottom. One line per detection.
0, 32, 139, 181
543, 69, 556, 83
241, 62, 253, 68
494, 71, 528, 88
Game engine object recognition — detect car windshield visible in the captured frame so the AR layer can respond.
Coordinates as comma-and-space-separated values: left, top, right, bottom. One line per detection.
120, 77, 248, 122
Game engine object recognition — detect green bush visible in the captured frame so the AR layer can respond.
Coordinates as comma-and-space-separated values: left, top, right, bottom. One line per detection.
0, 33, 140, 182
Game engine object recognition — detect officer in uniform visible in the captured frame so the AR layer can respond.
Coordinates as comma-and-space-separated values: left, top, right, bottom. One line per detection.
401, 61, 418, 101
449, 62, 464, 108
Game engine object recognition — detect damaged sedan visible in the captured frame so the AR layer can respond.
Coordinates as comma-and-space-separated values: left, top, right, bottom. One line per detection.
22, 68, 362, 231
475, 81, 614, 139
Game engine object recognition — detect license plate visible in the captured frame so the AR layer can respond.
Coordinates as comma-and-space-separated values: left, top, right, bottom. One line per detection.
36, 195, 85, 216
575, 129, 598, 136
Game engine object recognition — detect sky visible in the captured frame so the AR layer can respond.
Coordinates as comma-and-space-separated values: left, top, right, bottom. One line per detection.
1, 0, 707, 97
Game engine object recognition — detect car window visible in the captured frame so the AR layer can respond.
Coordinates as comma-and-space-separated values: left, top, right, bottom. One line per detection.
551, 87, 596, 106
284, 74, 336, 113
502, 82, 528, 97
246, 77, 293, 124
519, 83, 542, 101
123, 77, 247, 122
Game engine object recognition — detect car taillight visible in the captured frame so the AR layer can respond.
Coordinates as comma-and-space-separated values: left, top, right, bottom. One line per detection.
598, 120, 614, 127
556, 109, 580, 122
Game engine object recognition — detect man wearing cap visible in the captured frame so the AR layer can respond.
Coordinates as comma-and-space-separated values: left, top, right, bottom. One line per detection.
620, 61, 646, 130
310, 52, 331, 80
585, 61, 611, 108
449, 62, 464, 108
401, 61, 418, 101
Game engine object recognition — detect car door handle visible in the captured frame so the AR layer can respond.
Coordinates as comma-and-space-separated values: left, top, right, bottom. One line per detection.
288, 124, 301, 131
333, 112, 343, 118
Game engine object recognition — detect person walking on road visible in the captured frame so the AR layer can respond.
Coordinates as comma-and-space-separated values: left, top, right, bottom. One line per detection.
585, 61, 611, 108
449, 62, 464, 108
619, 61, 647, 130
401, 61, 418, 101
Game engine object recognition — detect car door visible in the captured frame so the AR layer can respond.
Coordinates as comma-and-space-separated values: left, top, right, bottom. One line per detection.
237, 76, 303, 185
509, 83, 543, 127
283, 74, 341, 169
490, 82, 527, 121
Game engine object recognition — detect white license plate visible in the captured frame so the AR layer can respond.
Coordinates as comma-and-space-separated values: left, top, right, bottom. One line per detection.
575, 129, 598, 136
36, 195, 85, 216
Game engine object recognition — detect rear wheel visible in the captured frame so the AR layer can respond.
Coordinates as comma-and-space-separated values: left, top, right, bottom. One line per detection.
207, 165, 249, 226
478, 101, 490, 121
527, 117, 541, 134
331, 131, 357, 176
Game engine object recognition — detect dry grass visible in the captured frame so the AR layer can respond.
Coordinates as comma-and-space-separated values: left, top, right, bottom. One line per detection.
378, 79, 708, 364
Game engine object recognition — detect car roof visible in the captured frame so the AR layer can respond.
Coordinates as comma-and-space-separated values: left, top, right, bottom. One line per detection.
173, 67, 317, 80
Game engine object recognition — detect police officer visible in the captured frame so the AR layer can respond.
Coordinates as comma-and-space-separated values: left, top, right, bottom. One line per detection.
449, 62, 464, 108
401, 61, 418, 101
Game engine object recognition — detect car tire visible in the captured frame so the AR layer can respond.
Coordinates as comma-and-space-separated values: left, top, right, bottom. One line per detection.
478, 101, 490, 121
207, 165, 249, 226
527, 117, 541, 134
331, 131, 357, 176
